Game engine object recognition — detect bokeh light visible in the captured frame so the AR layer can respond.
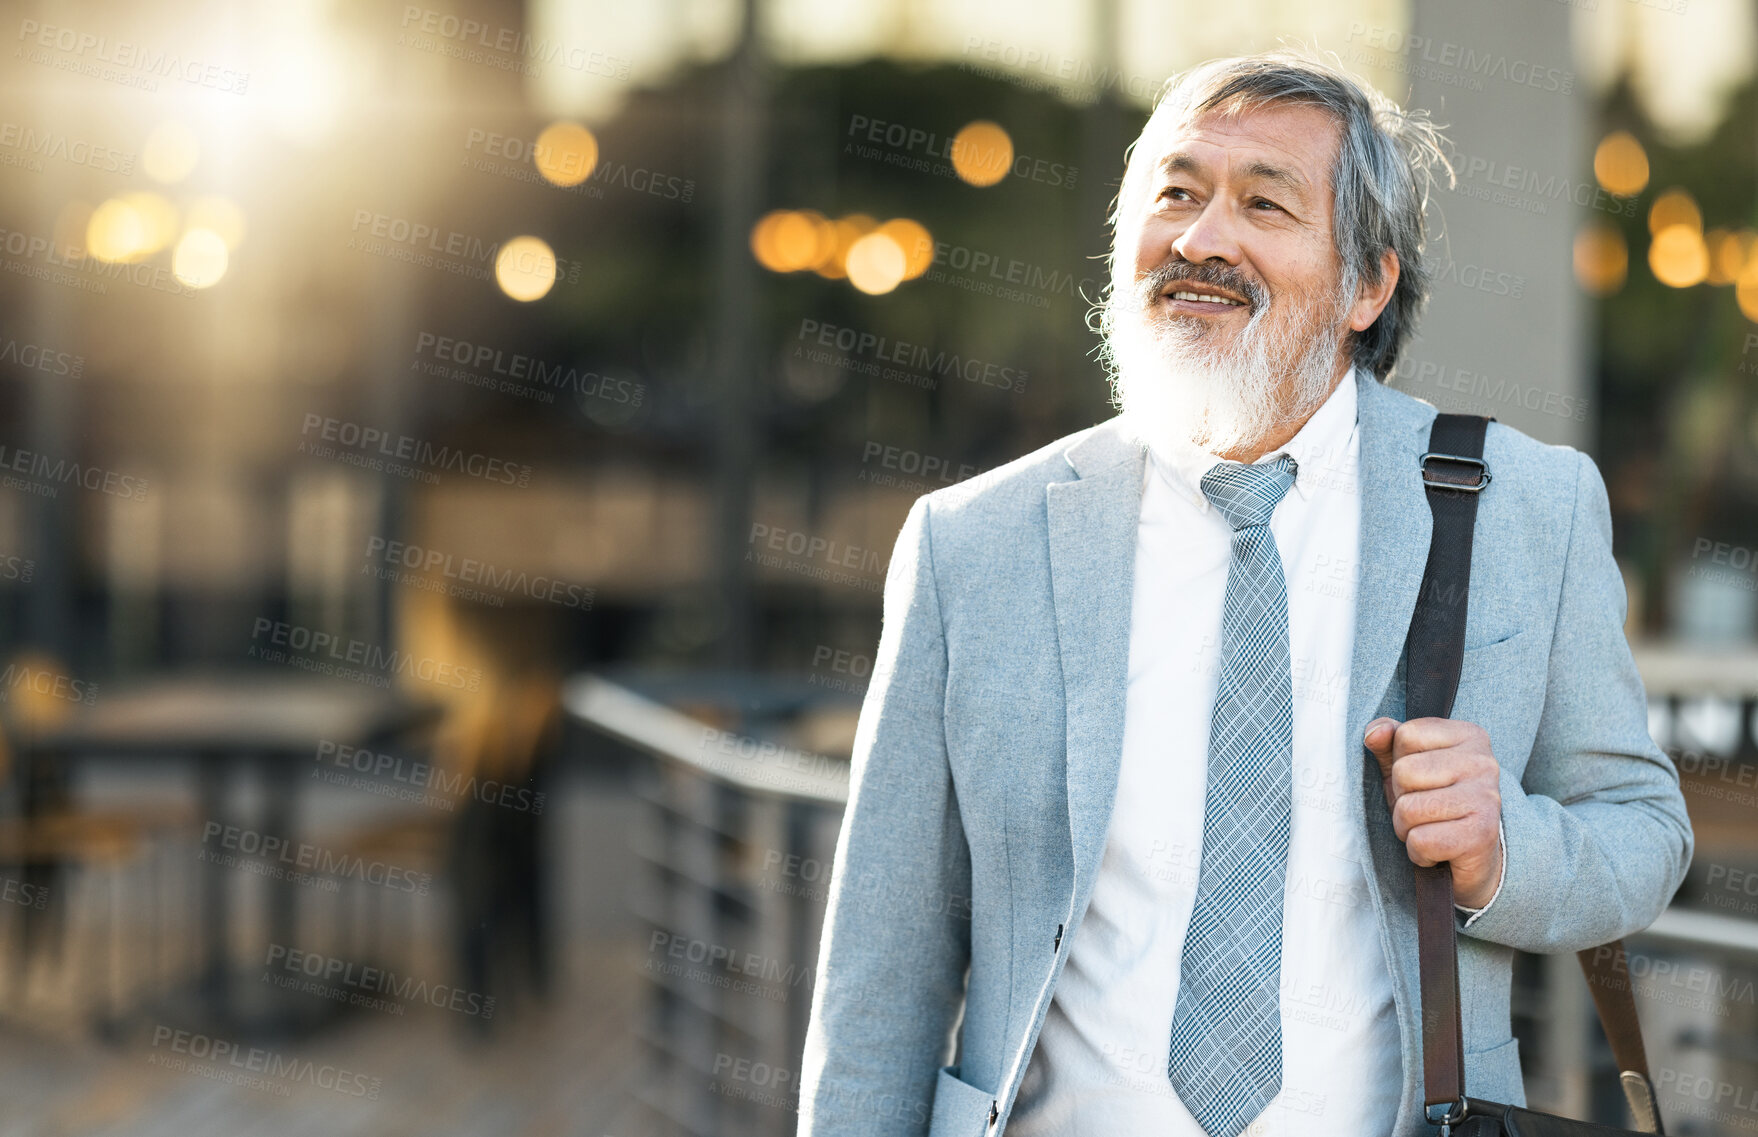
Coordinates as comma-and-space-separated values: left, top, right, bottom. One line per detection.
845, 232, 906, 294
1705, 229, 1754, 286
814, 214, 876, 280
1737, 257, 1758, 322
1574, 222, 1628, 296
1648, 188, 1702, 236
752, 212, 932, 291
1593, 131, 1649, 197
122, 192, 179, 257
86, 199, 147, 264
534, 121, 599, 188
750, 209, 832, 272
1650, 224, 1709, 288
877, 218, 933, 279
495, 235, 558, 301
172, 229, 229, 289
951, 121, 1013, 187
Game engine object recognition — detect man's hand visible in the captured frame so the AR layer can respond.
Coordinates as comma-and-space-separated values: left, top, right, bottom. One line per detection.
1364, 717, 1503, 908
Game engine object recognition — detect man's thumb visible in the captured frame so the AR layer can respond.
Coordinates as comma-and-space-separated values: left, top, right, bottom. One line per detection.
1364, 717, 1400, 777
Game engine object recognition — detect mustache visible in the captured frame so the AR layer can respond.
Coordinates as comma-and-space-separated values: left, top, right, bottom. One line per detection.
1131, 259, 1267, 313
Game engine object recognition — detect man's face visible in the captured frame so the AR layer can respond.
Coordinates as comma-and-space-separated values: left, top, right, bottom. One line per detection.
1106, 101, 1358, 457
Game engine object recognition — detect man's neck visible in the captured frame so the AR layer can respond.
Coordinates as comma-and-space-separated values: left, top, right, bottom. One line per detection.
1212, 361, 1353, 464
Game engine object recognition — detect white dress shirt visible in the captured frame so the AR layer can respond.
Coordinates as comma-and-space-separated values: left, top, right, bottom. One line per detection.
1008, 372, 1420, 1136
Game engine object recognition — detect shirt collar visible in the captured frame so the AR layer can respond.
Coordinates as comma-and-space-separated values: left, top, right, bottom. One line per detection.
1147, 368, 1361, 514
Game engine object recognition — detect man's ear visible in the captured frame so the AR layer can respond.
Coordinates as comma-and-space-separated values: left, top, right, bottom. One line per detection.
1348, 248, 1400, 333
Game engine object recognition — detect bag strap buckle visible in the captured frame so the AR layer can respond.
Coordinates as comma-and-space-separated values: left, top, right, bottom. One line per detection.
1426, 1098, 1468, 1136
1420, 451, 1492, 493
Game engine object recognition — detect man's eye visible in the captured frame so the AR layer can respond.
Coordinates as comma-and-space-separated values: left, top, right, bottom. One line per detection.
1160, 186, 1193, 202
1251, 197, 1283, 211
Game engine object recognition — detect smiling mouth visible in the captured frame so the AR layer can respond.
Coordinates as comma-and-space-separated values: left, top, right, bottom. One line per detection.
1162, 288, 1247, 308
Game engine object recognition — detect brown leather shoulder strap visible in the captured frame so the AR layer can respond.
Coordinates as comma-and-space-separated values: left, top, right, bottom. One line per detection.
1407, 413, 1491, 1123
1407, 413, 1664, 1134
1579, 942, 1665, 1133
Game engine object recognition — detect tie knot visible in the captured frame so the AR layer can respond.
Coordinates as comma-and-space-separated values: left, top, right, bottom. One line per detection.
1200, 455, 1297, 530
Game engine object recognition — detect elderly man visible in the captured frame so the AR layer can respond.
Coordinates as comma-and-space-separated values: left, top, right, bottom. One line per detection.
797, 52, 1692, 1137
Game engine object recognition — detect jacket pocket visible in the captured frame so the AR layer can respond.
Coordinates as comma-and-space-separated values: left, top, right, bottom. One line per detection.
1464, 1036, 1526, 1108
1460, 629, 1533, 683
929, 1065, 996, 1137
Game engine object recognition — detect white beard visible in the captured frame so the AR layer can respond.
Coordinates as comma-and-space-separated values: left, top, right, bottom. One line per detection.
1103, 275, 1349, 459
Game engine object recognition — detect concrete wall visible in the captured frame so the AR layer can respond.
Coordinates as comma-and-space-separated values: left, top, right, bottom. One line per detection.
1385, 0, 1590, 448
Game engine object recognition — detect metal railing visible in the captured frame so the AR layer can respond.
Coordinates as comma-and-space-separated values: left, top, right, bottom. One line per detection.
568, 665, 1758, 1136
567, 675, 849, 1137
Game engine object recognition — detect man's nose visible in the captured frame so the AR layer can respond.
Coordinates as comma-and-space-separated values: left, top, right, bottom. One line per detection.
1170, 202, 1245, 268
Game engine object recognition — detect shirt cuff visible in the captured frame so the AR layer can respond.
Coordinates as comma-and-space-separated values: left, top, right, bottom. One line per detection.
1453, 820, 1506, 928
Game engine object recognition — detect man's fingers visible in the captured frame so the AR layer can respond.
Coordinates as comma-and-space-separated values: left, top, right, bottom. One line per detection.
1390, 785, 1477, 841
1402, 816, 1489, 868
1389, 716, 1476, 758
1386, 746, 1478, 797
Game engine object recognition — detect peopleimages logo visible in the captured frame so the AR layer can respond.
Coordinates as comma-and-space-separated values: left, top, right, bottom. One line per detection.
958, 37, 1161, 102
0, 442, 150, 500
859, 441, 980, 487
298, 413, 533, 487
795, 318, 1028, 393
412, 331, 643, 409
0, 330, 83, 377
16, 19, 250, 95
916, 237, 1101, 310
150, 1025, 381, 1099
200, 821, 433, 895
1, 876, 48, 909
0, 121, 133, 176
463, 129, 695, 203
314, 738, 544, 814
397, 5, 631, 80
363, 535, 593, 611
264, 944, 494, 1018
0, 660, 96, 706
249, 616, 484, 691
843, 113, 1077, 190
0, 225, 197, 298
1344, 22, 1573, 94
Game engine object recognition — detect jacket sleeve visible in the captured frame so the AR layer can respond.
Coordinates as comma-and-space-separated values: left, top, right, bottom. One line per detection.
1460, 450, 1694, 952
797, 495, 972, 1136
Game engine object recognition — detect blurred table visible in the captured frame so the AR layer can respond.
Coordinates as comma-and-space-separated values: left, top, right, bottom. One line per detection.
21, 673, 443, 1033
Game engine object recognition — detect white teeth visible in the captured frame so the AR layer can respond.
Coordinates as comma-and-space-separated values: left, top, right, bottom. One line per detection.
1170, 290, 1242, 306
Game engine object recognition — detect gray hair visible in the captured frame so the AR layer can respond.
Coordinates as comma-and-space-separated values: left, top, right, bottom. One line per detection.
1105, 50, 1454, 380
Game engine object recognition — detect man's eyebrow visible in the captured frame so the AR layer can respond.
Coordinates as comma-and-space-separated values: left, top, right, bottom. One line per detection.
1243, 160, 1310, 199
1154, 152, 1312, 200
1156, 152, 1203, 178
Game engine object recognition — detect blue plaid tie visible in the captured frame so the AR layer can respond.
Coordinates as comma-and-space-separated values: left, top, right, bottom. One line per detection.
1168, 455, 1298, 1137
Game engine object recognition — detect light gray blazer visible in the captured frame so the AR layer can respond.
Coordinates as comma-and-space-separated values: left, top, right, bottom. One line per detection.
797, 371, 1694, 1137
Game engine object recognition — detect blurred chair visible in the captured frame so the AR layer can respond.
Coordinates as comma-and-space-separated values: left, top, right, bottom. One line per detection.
446, 669, 560, 1025
328, 590, 558, 1030
0, 652, 193, 1035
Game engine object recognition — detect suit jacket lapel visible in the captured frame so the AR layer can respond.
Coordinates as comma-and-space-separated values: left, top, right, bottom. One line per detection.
1346, 371, 1435, 774
1047, 422, 1146, 900
1348, 371, 1442, 1137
